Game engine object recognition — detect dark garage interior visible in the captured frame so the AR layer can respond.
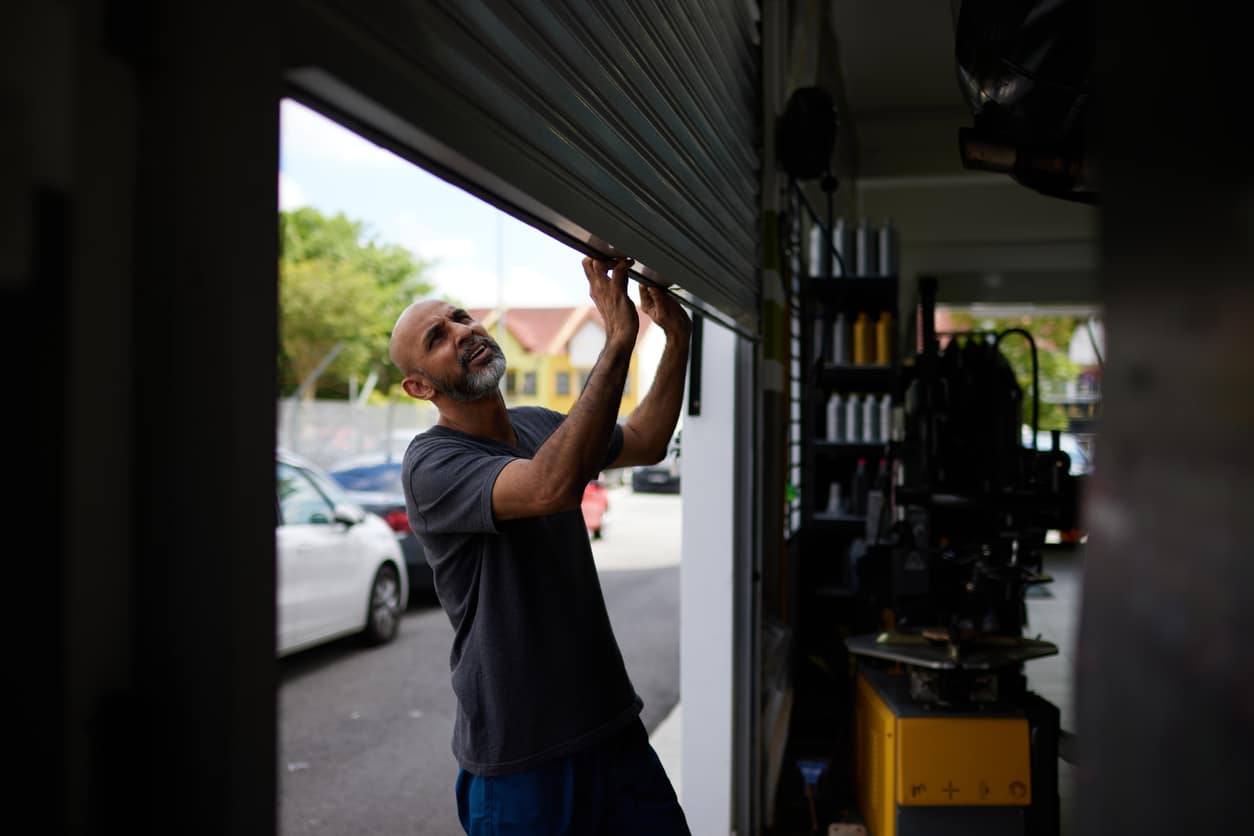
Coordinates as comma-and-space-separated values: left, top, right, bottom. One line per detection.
7, 1, 1254, 833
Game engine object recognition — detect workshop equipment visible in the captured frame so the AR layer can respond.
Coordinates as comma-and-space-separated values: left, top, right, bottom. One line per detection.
844, 277, 1077, 836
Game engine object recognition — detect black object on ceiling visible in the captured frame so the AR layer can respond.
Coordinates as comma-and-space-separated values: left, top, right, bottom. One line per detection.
777, 86, 839, 181
954, 0, 1097, 203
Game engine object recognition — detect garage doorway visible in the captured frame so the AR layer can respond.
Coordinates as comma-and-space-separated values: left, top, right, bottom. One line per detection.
276, 98, 689, 836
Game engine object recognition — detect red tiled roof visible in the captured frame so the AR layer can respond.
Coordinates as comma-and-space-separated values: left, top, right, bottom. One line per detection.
469, 305, 653, 356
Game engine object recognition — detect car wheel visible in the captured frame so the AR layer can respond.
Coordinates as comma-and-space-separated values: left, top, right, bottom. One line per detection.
362, 564, 402, 645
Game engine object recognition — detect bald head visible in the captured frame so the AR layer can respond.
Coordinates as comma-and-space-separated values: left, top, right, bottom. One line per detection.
388, 299, 446, 376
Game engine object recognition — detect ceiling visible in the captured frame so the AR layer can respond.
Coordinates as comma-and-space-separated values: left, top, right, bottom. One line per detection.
827, 0, 970, 178
818, 0, 1101, 304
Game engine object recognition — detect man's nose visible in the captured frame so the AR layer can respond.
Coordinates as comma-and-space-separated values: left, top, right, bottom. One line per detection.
451, 320, 476, 345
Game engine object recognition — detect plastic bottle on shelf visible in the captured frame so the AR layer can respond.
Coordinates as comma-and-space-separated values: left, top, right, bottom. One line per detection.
852, 312, 870, 365
878, 219, 898, 277
873, 459, 891, 518
879, 393, 892, 442
845, 393, 862, 443
862, 393, 879, 443
832, 312, 848, 366
874, 311, 893, 366
855, 218, 879, 276
852, 458, 869, 515
826, 481, 842, 515
825, 393, 843, 442
807, 223, 826, 278
833, 218, 853, 277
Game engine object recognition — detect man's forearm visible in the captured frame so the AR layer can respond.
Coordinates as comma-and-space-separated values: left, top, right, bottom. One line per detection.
623, 331, 691, 462
529, 338, 633, 502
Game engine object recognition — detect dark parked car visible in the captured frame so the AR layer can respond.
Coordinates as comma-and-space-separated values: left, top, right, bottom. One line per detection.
327, 453, 434, 596
631, 432, 681, 494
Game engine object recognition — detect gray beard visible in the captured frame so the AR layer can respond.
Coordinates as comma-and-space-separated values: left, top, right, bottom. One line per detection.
443, 355, 506, 402
435, 338, 507, 402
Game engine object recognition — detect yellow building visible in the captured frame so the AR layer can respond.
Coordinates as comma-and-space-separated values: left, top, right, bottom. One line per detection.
469, 306, 651, 417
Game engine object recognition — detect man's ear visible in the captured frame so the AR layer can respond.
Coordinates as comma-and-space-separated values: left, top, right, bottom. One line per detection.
402, 376, 435, 401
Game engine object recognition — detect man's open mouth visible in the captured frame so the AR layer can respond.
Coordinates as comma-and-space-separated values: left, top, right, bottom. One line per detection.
465, 343, 490, 364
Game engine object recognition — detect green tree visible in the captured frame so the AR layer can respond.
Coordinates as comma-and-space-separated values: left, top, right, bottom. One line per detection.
279, 208, 433, 398
943, 311, 1080, 432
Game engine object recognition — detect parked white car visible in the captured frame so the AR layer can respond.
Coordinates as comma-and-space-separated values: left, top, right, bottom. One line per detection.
276, 449, 408, 656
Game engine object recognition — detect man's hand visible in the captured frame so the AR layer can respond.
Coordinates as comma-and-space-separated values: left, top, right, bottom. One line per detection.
582, 257, 639, 349
639, 283, 692, 341
493, 257, 636, 521
608, 280, 692, 469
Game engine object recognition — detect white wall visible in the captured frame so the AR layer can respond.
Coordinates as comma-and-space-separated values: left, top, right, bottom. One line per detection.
636, 321, 667, 400
681, 318, 737, 835
568, 319, 604, 368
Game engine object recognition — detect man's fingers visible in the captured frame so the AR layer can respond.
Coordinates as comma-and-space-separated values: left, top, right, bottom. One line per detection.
609, 257, 633, 292
582, 257, 602, 283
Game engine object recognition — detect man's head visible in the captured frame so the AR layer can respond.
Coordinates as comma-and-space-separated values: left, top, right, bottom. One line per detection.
389, 301, 507, 403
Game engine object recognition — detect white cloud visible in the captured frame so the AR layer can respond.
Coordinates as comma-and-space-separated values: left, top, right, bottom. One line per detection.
278, 172, 308, 210
421, 238, 478, 263
503, 265, 581, 307
428, 263, 504, 308
280, 99, 400, 167
383, 210, 476, 264
421, 263, 581, 310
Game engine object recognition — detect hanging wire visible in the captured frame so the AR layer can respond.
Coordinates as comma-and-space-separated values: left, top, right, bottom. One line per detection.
790, 179, 850, 278
996, 328, 1041, 449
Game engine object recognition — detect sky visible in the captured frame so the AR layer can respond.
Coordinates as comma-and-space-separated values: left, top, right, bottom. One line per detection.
279, 98, 610, 310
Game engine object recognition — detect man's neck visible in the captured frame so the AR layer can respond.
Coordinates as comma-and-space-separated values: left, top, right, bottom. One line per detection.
436, 392, 516, 447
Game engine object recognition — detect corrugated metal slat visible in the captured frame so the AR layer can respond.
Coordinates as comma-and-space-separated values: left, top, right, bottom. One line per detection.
287, 0, 761, 330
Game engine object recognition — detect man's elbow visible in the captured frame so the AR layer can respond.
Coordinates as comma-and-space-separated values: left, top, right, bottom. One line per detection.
535, 477, 585, 514
644, 445, 669, 465
622, 425, 670, 466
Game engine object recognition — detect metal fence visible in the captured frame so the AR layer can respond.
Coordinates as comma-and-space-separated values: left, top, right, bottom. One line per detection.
278, 396, 634, 486
277, 396, 439, 470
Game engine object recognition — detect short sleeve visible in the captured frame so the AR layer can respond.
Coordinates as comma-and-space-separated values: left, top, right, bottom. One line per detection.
405, 438, 515, 535
601, 424, 625, 472
517, 406, 623, 474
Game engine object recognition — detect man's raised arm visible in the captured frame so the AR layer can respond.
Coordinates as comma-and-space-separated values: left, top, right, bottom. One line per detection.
491, 257, 639, 520
611, 284, 692, 468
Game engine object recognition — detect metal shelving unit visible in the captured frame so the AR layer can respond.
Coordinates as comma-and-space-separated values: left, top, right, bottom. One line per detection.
787, 180, 902, 597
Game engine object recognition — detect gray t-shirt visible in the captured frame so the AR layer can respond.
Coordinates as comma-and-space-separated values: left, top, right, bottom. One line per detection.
402, 406, 641, 776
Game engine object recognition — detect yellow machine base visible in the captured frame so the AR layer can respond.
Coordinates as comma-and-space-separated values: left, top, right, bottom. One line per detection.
854, 666, 1039, 836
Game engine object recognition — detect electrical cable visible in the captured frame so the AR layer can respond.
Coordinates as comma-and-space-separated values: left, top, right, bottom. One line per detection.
995, 328, 1040, 448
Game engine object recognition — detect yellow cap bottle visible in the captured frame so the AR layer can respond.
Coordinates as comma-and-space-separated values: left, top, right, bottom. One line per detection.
875, 311, 893, 365
852, 312, 870, 365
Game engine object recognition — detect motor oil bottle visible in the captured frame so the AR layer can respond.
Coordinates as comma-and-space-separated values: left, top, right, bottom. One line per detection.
852, 312, 871, 365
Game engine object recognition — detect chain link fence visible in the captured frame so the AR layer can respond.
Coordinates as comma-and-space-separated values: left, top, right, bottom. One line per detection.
277, 396, 439, 470
278, 396, 635, 486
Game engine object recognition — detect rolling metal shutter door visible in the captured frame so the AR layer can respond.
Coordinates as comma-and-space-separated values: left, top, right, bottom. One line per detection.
287, 0, 762, 333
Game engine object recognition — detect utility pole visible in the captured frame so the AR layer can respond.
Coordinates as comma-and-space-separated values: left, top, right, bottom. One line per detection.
496, 213, 507, 395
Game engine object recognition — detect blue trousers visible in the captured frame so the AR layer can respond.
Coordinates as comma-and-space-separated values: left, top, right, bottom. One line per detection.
455, 718, 691, 835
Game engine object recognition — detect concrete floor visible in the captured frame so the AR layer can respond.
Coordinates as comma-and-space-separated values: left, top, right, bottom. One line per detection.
1025, 544, 1085, 834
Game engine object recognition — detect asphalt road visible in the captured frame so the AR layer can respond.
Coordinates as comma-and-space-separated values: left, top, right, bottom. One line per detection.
278, 487, 681, 835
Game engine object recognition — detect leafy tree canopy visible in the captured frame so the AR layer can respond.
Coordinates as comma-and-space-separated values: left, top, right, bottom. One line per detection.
279, 208, 434, 398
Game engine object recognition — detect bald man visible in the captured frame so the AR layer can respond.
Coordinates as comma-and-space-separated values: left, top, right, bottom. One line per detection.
391, 257, 692, 835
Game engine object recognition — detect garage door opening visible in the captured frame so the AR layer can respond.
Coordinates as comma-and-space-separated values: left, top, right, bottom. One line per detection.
276, 97, 688, 835
935, 300, 1103, 827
